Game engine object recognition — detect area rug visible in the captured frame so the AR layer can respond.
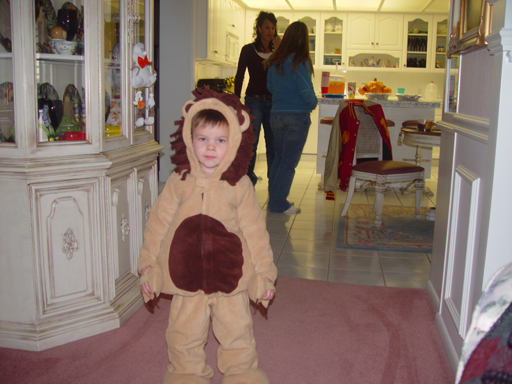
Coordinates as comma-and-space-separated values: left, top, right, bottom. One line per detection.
337, 205, 434, 252
0, 276, 454, 384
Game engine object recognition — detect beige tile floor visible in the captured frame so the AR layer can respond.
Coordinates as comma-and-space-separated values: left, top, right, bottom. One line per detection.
254, 154, 438, 289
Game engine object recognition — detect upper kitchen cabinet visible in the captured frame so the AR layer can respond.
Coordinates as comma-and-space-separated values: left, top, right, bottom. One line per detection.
320, 13, 347, 68
403, 15, 432, 71
195, 0, 244, 66
0, 0, 162, 351
432, 15, 449, 72
347, 13, 403, 52
294, 12, 319, 66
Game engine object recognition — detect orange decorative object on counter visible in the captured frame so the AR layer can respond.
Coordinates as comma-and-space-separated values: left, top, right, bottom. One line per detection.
358, 78, 392, 95
328, 78, 345, 95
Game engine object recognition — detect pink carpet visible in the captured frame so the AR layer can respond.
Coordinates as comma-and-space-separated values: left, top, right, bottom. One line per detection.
0, 276, 454, 384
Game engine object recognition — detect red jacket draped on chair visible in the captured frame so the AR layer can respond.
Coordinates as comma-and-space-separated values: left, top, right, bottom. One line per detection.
336, 100, 393, 191
323, 100, 393, 198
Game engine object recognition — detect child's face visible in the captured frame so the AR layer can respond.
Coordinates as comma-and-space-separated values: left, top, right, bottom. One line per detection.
192, 122, 229, 178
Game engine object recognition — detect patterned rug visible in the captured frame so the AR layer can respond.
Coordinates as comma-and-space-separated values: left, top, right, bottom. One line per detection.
336, 205, 434, 252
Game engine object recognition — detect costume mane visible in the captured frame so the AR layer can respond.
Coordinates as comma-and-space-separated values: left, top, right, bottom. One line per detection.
170, 88, 255, 186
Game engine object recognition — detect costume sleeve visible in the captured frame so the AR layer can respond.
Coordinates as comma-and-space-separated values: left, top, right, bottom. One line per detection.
137, 173, 181, 298
295, 62, 318, 111
234, 45, 249, 98
236, 179, 277, 282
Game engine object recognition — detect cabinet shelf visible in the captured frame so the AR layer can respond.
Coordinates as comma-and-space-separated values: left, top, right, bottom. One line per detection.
325, 31, 343, 35
407, 51, 427, 54
36, 53, 85, 62
0, 53, 13, 59
408, 33, 428, 36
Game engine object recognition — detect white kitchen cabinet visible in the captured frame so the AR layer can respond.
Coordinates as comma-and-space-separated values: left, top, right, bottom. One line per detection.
294, 12, 320, 66
274, 12, 292, 35
347, 13, 403, 52
432, 15, 449, 72
195, 0, 243, 66
320, 13, 347, 68
403, 15, 433, 71
0, 0, 162, 351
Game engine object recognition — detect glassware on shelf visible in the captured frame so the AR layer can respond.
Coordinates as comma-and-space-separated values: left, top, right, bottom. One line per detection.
323, 16, 343, 66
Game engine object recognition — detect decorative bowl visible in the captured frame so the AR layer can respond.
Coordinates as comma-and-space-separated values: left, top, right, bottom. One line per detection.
53, 40, 77, 55
396, 94, 421, 102
365, 93, 390, 101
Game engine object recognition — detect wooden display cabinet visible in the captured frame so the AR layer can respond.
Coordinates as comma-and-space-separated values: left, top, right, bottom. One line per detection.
0, 0, 162, 351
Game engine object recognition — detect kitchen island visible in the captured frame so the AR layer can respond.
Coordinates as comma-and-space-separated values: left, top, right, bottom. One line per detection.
316, 97, 441, 184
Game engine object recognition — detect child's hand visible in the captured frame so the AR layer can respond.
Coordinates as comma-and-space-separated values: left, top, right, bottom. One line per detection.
140, 266, 153, 299
262, 288, 275, 301
262, 277, 275, 301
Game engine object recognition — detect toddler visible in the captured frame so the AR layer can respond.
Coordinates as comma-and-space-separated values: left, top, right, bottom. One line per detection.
138, 89, 277, 384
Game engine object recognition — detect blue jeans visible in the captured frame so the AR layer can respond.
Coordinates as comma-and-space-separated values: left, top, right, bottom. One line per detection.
244, 96, 275, 185
268, 113, 311, 212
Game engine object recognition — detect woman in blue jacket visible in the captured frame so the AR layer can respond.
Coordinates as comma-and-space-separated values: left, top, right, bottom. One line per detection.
265, 21, 318, 213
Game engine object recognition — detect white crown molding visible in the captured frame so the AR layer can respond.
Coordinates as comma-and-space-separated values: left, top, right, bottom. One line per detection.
487, 29, 512, 62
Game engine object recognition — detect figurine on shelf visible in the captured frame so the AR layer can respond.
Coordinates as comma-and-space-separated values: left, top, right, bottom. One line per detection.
145, 93, 155, 126
133, 90, 145, 127
131, 43, 157, 88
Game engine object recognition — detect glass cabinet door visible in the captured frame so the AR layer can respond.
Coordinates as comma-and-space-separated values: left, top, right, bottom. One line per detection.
297, 16, 316, 65
104, 0, 122, 138
0, 0, 14, 144
323, 16, 343, 66
405, 17, 430, 69
276, 15, 290, 37
434, 18, 448, 70
35, 0, 86, 143
103, 0, 154, 141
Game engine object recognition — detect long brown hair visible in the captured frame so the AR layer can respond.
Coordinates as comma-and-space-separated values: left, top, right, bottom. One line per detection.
264, 21, 313, 76
253, 11, 278, 52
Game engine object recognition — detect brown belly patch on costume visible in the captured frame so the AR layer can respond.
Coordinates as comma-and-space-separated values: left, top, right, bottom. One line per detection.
169, 214, 244, 294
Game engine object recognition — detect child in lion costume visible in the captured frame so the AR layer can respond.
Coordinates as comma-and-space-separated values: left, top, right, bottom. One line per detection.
137, 88, 277, 384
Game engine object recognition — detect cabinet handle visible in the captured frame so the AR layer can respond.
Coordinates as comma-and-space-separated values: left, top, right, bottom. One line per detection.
130, 13, 141, 23
371, 42, 374, 45
376, 42, 379, 45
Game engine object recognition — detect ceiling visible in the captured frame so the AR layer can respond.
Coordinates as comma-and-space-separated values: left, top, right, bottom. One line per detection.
237, 0, 450, 13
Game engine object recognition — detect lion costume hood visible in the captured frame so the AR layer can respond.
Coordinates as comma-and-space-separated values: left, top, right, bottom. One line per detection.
171, 88, 254, 185
138, 88, 277, 306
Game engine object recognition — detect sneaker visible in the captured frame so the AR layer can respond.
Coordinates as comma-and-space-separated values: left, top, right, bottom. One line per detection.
283, 206, 301, 214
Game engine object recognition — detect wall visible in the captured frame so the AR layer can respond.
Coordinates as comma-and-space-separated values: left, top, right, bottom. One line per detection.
158, 0, 195, 182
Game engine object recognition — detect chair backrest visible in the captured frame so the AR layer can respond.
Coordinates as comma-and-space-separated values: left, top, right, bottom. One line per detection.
353, 105, 383, 163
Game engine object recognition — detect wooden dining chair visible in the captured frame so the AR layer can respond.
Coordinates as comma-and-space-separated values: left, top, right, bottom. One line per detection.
339, 105, 425, 228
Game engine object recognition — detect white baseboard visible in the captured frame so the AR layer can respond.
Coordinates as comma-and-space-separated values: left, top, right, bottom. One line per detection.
435, 313, 460, 373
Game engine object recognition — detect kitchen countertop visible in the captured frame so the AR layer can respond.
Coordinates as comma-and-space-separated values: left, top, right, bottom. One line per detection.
318, 96, 441, 108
